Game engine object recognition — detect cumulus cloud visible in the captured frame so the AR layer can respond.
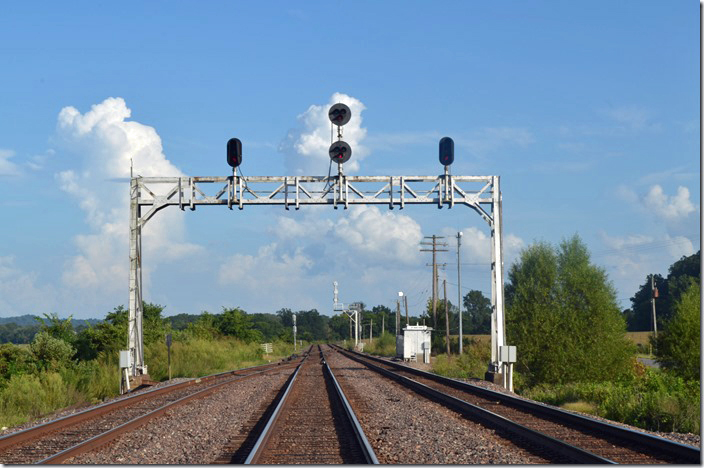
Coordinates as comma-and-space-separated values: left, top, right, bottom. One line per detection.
440, 226, 524, 267
279, 93, 368, 175
55, 97, 201, 294
332, 206, 423, 265
0, 149, 20, 176
642, 185, 695, 221
217, 204, 424, 309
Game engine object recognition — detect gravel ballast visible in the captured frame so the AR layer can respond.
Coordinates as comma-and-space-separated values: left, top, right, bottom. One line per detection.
64, 369, 293, 464
326, 349, 549, 464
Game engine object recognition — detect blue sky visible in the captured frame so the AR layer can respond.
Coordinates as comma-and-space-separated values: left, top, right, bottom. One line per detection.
0, 1, 699, 320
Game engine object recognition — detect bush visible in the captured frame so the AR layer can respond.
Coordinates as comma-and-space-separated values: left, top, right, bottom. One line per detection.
0, 344, 37, 385
30, 332, 75, 371
522, 369, 700, 434
655, 282, 700, 380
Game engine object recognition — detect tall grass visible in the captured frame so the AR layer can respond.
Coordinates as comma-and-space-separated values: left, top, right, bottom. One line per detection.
146, 338, 265, 380
363, 332, 396, 357
0, 337, 297, 429
521, 369, 700, 434
432, 339, 492, 379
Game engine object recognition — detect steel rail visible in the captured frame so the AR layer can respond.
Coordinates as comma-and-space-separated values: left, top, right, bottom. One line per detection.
0, 359, 298, 453
244, 362, 305, 464
322, 357, 379, 464
333, 346, 612, 464
245, 347, 378, 465
333, 345, 701, 464
35, 363, 300, 464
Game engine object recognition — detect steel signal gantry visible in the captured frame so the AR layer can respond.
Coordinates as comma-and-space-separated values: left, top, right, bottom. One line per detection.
127, 173, 506, 385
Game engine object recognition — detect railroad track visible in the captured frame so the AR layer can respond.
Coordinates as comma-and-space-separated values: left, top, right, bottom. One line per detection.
331, 344, 700, 465
0, 357, 303, 464
235, 344, 378, 464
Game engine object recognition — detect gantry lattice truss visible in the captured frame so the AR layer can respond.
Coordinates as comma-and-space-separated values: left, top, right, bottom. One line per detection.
128, 173, 506, 378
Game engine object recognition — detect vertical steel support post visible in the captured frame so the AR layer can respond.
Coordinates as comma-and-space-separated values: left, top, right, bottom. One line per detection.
489, 176, 506, 374
128, 177, 145, 377
457, 232, 463, 355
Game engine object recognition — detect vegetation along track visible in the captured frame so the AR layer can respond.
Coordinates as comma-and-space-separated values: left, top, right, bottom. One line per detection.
332, 344, 700, 464
0, 358, 302, 464
242, 344, 378, 464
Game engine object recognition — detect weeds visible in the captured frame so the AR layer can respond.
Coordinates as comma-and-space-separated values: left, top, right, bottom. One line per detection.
522, 369, 700, 434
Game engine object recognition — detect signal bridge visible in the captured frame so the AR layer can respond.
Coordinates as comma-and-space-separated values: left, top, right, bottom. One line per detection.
128, 172, 506, 385
126, 102, 507, 391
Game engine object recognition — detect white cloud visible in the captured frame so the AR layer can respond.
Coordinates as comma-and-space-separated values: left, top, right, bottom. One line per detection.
596, 231, 696, 306
217, 204, 425, 310
642, 185, 695, 221
332, 206, 423, 266
279, 93, 368, 175
218, 243, 320, 311
603, 105, 653, 131
26, 149, 55, 171
439, 226, 524, 273
0, 256, 57, 316
599, 232, 654, 251
0, 149, 20, 176
55, 97, 201, 295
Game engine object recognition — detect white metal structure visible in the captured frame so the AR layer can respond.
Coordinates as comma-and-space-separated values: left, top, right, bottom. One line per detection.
127, 171, 506, 380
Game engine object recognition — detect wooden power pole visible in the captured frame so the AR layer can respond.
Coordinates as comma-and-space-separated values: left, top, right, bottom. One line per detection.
421, 235, 448, 329
444, 279, 450, 355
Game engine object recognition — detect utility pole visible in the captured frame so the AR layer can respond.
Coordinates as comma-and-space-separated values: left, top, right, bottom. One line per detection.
293, 314, 297, 352
404, 294, 409, 326
382, 314, 384, 336
421, 235, 448, 329
396, 295, 401, 336
370, 319, 373, 342
651, 274, 658, 338
456, 231, 463, 354
444, 279, 450, 355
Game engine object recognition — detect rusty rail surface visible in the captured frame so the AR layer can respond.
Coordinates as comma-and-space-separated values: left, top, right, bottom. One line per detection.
0, 357, 302, 464
332, 344, 700, 465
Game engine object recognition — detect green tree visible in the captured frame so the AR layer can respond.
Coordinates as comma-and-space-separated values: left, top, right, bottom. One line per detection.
505, 236, 634, 386
74, 305, 128, 361
328, 313, 350, 341
184, 311, 220, 340
143, 302, 169, 345
216, 308, 262, 343
655, 282, 700, 381
295, 309, 330, 341
463, 290, 491, 334
35, 313, 76, 345
628, 251, 700, 332
250, 313, 285, 341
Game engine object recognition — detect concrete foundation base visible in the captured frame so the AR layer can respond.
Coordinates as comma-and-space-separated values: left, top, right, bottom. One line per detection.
128, 374, 157, 390
484, 371, 504, 385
